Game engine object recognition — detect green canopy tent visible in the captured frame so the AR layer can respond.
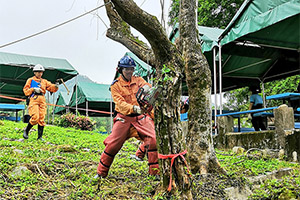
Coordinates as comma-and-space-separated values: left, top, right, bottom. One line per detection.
0, 51, 78, 103
68, 82, 114, 117
169, 0, 299, 94
210, 0, 300, 114
53, 91, 71, 115
169, 24, 224, 53
0, 83, 24, 103
169, 0, 299, 126
216, 0, 300, 92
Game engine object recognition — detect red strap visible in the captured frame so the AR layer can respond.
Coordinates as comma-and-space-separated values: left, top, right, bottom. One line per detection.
158, 150, 191, 191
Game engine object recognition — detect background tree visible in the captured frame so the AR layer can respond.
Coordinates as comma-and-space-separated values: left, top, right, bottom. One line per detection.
102, 0, 223, 198
223, 75, 300, 112
169, 0, 244, 28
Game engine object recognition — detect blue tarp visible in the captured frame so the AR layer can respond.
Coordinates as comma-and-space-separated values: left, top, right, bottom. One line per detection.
0, 104, 25, 111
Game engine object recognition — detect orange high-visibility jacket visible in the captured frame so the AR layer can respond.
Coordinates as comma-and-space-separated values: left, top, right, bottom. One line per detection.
23, 76, 58, 96
111, 76, 151, 116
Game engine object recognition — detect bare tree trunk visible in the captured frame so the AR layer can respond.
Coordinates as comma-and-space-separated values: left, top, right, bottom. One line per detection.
102, 0, 224, 198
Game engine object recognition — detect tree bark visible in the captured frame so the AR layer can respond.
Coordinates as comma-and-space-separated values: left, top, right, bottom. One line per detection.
103, 0, 224, 199
180, 0, 225, 174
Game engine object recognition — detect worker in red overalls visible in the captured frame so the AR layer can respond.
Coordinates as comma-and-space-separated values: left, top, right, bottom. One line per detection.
23, 64, 59, 141
96, 55, 159, 178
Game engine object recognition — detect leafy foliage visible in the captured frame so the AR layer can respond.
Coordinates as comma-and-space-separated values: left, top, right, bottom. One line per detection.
264, 75, 300, 108
169, 0, 244, 28
224, 75, 300, 112
92, 117, 111, 133
249, 170, 300, 199
53, 112, 96, 131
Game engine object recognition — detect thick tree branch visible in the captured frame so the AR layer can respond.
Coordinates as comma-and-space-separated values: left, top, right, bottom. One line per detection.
104, 0, 156, 66
109, 0, 174, 63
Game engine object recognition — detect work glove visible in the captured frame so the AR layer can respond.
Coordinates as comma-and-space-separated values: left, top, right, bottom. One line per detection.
133, 105, 142, 114
248, 113, 252, 120
142, 85, 151, 93
34, 87, 41, 94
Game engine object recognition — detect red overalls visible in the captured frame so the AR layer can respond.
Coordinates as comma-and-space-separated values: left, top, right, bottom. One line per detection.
97, 76, 159, 177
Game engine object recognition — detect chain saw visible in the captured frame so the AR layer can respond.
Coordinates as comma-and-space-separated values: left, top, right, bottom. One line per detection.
136, 86, 162, 114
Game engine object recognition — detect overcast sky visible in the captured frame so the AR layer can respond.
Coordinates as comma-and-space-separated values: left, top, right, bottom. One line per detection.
0, 0, 172, 84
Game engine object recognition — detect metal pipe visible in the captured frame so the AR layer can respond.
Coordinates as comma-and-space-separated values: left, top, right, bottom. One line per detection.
110, 94, 113, 133
52, 93, 55, 122
262, 82, 266, 108
218, 43, 223, 114
47, 92, 50, 124
213, 47, 218, 131
86, 101, 88, 116
75, 75, 78, 116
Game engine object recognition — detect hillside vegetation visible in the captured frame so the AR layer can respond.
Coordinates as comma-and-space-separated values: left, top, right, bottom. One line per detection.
0, 120, 299, 199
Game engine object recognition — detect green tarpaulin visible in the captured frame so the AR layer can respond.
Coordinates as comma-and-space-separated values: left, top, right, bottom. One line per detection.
220, 0, 300, 49
169, 0, 299, 93
169, 25, 224, 53
68, 82, 113, 117
54, 92, 71, 114
0, 83, 24, 103
217, 0, 300, 91
0, 51, 78, 103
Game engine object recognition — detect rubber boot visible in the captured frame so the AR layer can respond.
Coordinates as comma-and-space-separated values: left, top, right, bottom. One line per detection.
23, 123, 33, 139
37, 125, 44, 141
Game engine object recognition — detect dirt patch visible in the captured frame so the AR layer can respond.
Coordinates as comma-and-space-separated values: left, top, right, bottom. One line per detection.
191, 173, 245, 199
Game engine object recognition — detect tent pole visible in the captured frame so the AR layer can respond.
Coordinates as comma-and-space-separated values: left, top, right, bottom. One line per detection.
23, 107, 25, 122
147, 53, 150, 83
262, 82, 266, 108
75, 75, 78, 116
218, 43, 223, 114
213, 47, 218, 132
110, 94, 113, 134
47, 91, 50, 124
52, 93, 55, 123
86, 101, 88, 116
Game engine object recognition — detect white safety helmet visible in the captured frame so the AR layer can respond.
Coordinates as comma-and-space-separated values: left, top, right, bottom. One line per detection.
33, 64, 45, 72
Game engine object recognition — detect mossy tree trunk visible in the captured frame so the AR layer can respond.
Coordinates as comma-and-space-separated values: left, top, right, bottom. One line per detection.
103, 0, 224, 199
180, 0, 225, 175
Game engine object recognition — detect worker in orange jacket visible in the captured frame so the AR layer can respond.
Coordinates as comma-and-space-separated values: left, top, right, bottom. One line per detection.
23, 64, 59, 141
96, 55, 159, 178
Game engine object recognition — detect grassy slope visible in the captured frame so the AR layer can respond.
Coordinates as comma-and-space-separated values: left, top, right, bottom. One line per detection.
0, 120, 299, 199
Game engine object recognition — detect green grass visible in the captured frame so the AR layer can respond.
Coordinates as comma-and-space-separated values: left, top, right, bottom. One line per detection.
0, 120, 157, 199
0, 120, 299, 199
